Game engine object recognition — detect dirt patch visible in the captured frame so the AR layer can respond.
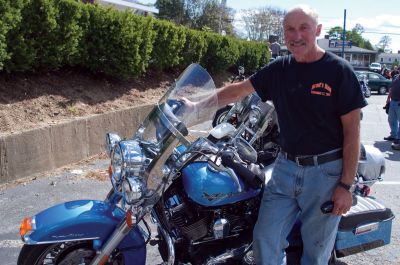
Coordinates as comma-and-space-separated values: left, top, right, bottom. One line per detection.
0, 67, 231, 136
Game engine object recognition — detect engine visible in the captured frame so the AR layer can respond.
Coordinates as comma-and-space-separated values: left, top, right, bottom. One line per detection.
154, 179, 260, 263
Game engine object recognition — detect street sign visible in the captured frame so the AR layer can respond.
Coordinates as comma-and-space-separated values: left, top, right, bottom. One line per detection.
329, 40, 352, 48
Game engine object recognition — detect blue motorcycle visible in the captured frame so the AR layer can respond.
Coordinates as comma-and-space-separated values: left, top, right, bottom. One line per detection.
18, 64, 394, 265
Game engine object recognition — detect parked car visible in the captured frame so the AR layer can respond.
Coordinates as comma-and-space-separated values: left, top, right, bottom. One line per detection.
368, 62, 382, 73
355, 71, 392, 95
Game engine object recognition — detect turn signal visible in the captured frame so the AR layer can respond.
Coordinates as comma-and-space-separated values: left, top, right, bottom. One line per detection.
126, 210, 135, 228
108, 165, 112, 177
20, 217, 32, 237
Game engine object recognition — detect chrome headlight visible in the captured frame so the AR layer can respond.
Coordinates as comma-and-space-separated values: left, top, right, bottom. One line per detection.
106, 133, 121, 157
111, 143, 123, 183
111, 140, 147, 183
122, 177, 146, 204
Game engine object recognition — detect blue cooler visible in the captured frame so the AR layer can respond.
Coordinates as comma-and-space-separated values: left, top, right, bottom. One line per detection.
335, 195, 394, 257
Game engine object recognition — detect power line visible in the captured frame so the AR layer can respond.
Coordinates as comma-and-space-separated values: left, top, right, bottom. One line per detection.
362, 31, 400, 36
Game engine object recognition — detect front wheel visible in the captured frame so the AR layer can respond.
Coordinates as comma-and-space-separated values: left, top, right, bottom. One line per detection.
212, 105, 233, 127
18, 241, 123, 265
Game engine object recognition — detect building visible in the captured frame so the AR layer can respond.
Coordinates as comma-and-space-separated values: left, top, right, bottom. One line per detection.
376, 53, 400, 69
317, 38, 377, 69
96, 0, 159, 16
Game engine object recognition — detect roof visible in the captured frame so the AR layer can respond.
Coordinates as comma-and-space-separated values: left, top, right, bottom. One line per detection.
378, 53, 400, 59
97, 0, 159, 14
317, 38, 377, 54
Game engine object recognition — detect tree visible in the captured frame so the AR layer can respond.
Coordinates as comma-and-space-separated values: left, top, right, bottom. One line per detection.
376, 35, 392, 53
328, 25, 373, 50
240, 7, 285, 42
155, 0, 187, 25
194, 0, 234, 34
154, 0, 234, 35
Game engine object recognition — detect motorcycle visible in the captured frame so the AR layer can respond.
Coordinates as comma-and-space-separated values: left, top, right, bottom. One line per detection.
18, 64, 394, 265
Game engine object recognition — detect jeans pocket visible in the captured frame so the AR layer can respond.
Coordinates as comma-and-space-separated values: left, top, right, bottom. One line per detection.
320, 159, 343, 179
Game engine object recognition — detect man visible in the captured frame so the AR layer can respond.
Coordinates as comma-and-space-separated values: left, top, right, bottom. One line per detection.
270, 40, 281, 59
194, 5, 366, 264
385, 76, 400, 150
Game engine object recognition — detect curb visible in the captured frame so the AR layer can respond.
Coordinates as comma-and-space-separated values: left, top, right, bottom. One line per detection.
0, 104, 153, 184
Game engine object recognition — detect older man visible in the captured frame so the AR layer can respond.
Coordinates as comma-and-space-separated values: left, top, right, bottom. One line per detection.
197, 5, 366, 264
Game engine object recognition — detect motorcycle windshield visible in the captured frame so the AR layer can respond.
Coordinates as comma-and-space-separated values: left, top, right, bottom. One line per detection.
136, 64, 218, 191
136, 64, 218, 147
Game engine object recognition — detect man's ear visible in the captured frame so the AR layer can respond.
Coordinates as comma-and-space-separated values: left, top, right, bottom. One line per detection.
316, 24, 322, 37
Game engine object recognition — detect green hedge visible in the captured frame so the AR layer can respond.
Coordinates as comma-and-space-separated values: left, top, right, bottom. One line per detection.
82, 5, 153, 78
1, 0, 270, 78
151, 20, 186, 70
0, 0, 26, 71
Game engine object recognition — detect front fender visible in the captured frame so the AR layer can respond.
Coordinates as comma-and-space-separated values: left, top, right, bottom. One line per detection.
23, 200, 146, 265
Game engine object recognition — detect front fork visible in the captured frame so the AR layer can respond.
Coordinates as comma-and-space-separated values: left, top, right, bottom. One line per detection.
89, 188, 134, 265
90, 218, 133, 265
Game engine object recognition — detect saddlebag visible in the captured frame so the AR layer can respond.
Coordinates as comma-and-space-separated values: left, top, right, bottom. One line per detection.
335, 195, 394, 257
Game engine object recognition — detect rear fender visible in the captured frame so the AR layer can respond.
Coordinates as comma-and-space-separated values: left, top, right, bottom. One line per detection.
22, 200, 146, 265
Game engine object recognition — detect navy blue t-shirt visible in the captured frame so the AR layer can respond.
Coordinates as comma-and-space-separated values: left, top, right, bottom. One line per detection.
250, 52, 367, 155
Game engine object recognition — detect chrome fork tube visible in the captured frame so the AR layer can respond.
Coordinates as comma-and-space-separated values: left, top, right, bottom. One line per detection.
151, 210, 175, 265
89, 220, 131, 265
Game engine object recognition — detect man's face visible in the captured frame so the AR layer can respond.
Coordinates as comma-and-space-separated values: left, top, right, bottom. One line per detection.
284, 10, 321, 60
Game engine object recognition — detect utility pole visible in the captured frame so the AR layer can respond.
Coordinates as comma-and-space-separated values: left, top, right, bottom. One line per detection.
341, 9, 346, 58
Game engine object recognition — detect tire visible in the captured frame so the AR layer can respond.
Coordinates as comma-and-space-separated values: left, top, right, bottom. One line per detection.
378, 86, 387, 95
212, 105, 232, 127
17, 241, 123, 265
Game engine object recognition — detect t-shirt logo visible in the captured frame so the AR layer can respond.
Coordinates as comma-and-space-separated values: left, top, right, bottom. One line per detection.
311, 82, 332, 96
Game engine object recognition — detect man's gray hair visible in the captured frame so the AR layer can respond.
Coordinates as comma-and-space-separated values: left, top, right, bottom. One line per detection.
284, 5, 319, 26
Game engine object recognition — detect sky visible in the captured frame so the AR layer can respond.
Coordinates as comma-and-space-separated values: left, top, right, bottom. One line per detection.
139, 0, 400, 53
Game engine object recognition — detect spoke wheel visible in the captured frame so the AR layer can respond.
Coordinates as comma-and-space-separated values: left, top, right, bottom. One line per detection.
18, 241, 124, 265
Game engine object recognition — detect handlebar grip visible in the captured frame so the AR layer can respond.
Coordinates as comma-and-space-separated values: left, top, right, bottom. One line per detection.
220, 152, 262, 189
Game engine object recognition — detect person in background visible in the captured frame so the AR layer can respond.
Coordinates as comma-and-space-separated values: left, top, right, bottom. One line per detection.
381, 64, 387, 75
270, 40, 281, 59
189, 5, 366, 264
383, 68, 391, 79
384, 75, 400, 149
391, 66, 399, 80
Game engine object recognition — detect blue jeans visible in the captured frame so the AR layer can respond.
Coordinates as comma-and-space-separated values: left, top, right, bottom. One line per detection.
253, 152, 342, 265
388, 100, 400, 140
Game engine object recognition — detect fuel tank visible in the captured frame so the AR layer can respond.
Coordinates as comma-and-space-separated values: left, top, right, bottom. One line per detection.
182, 161, 260, 207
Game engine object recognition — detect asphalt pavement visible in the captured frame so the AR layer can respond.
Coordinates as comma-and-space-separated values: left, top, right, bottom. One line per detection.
0, 93, 399, 265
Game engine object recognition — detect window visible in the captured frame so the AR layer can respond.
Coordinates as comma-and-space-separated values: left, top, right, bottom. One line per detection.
389, 58, 392, 62
381, 58, 383, 62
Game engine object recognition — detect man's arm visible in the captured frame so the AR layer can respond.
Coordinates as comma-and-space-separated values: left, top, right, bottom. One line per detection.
214, 79, 255, 107
331, 108, 361, 215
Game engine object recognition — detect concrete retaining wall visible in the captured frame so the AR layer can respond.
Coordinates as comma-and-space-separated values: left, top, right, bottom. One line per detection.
0, 104, 153, 184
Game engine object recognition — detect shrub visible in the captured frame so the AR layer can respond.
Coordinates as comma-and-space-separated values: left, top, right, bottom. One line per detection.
55, 0, 84, 67
236, 40, 269, 74
82, 5, 148, 78
151, 20, 187, 70
0, 0, 26, 70
201, 33, 239, 74
181, 29, 207, 67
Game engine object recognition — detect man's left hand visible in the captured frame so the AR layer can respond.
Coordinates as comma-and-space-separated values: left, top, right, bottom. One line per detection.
331, 186, 353, 216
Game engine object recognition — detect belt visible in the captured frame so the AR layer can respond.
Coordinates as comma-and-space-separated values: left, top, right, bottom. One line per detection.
281, 149, 342, 166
